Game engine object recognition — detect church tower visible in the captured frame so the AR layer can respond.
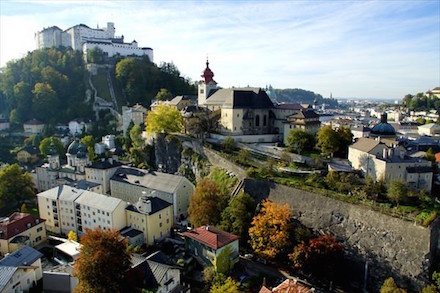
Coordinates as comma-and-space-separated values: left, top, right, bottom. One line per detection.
198, 59, 217, 106
47, 141, 60, 170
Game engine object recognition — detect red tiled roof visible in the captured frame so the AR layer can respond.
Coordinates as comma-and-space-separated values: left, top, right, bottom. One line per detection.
0, 212, 45, 240
183, 225, 239, 250
259, 286, 272, 293
272, 279, 314, 293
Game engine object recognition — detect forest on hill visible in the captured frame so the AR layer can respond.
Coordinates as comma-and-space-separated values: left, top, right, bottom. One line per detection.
0, 47, 197, 127
0, 47, 92, 125
266, 86, 338, 107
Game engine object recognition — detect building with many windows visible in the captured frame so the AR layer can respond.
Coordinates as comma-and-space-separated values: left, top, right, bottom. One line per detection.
110, 166, 194, 222
125, 191, 173, 245
348, 137, 433, 193
36, 185, 126, 236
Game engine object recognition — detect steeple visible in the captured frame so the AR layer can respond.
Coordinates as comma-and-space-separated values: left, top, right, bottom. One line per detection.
201, 58, 214, 84
198, 58, 218, 106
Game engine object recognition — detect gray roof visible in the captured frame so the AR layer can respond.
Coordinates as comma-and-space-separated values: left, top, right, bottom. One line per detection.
37, 185, 84, 201
66, 180, 101, 191
111, 166, 192, 194
134, 251, 178, 288
87, 160, 122, 170
0, 245, 43, 267
0, 266, 17, 291
288, 109, 319, 119
349, 137, 381, 153
126, 197, 172, 216
205, 87, 274, 109
75, 190, 125, 212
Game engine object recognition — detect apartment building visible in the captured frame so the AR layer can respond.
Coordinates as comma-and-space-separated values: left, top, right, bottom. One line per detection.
110, 166, 195, 222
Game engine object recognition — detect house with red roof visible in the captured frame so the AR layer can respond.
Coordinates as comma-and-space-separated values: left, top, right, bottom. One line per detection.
183, 225, 239, 271
0, 212, 46, 256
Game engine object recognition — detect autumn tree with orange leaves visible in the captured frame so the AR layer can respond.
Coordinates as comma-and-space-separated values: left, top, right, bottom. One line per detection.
188, 178, 229, 227
289, 234, 344, 278
248, 200, 292, 260
73, 229, 132, 293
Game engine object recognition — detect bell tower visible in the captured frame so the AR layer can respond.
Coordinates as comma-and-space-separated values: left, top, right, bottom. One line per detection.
198, 58, 217, 106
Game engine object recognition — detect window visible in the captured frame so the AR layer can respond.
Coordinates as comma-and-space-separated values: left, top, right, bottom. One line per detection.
255, 115, 260, 127
167, 219, 169, 224
35, 236, 41, 242
263, 115, 267, 126
159, 214, 162, 219
106, 212, 109, 216
37, 227, 43, 232
160, 223, 162, 227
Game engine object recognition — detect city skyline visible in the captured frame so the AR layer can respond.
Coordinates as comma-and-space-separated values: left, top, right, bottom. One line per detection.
1, 0, 439, 99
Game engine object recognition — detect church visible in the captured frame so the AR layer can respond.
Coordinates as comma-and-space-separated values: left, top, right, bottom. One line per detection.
196, 60, 320, 143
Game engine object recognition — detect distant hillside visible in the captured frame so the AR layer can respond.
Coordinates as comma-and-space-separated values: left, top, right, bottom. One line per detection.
266, 87, 338, 107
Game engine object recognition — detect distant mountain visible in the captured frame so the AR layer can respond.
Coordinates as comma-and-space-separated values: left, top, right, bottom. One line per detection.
266, 86, 338, 107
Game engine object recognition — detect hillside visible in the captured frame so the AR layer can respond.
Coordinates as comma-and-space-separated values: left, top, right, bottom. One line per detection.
0, 48, 197, 127
267, 87, 338, 107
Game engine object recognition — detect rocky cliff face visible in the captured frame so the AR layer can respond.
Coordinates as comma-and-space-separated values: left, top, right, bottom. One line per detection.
154, 134, 182, 173
154, 135, 209, 180
243, 179, 438, 292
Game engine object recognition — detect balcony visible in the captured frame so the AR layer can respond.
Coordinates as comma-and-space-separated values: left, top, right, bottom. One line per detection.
76, 211, 81, 217
76, 204, 81, 210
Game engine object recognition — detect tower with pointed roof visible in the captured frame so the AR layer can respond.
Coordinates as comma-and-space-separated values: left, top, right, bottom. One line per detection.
198, 59, 218, 106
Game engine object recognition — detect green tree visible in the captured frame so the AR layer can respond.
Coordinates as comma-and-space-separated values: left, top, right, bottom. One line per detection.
249, 200, 292, 260
12, 81, 32, 123
0, 164, 34, 207
220, 191, 255, 242
422, 285, 438, 293
188, 178, 228, 227
73, 229, 132, 293
316, 125, 340, 157
39, 137, 65, 157
380, 277, 406, 293
145, 105, 183, 135
87, 47, 105, 64
20, 203, 29, 213
432, 271, 440, 290
129, 124, 146, 166
237, 149, 251, 165
221, 136, 236, 153
336, 126, 353, 157
155, 88, 173, 101
210, 276, 241, 293
214, 246, 234, 274
387, 179, 408, 206
32, 82, 59, 122
81, 135, 96, 161
285, 129, 314, 154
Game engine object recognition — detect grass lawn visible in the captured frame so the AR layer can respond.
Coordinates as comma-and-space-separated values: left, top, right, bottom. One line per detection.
91, 69, 112, 102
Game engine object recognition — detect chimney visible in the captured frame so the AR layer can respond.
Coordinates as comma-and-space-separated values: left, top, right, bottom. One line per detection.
388, 148, 394, 158
145, 200, 152, 214
206, 225, 209, 231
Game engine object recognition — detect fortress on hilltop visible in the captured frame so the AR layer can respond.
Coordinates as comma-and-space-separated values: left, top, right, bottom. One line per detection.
35, 22, 153, 61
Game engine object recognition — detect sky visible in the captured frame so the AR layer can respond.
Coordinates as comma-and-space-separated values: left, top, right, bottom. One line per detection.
0, 0, 439, 99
